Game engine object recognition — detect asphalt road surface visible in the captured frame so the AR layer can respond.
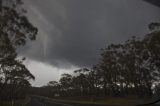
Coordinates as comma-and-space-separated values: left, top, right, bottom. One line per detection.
26, 97, 110, 106
26, 97, 160, 106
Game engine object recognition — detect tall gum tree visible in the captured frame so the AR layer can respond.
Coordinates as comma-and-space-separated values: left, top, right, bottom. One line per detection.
0, 0, 38, 101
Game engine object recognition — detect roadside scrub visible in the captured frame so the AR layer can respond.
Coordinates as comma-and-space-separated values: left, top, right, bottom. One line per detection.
0, 96, 31, 106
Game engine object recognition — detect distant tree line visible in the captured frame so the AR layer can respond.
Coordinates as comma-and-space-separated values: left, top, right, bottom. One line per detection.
0, 0, 37, 102
30, 23, 160, 98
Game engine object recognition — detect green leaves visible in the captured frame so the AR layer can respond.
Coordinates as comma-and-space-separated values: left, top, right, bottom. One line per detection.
96, 23, 160, 96
148, 22, 160, 31
0, 0, 37, 100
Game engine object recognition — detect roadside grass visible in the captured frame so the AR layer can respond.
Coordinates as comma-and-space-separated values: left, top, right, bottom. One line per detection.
33, 95, 153, 106
90, 96, 151, 106
0, 96, 30, 106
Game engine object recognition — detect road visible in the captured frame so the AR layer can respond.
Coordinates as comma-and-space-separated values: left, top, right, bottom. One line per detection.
26, 97, 110, 106
26, 97, 160, 106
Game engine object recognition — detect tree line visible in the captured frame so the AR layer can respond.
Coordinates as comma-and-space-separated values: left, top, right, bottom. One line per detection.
32, 23, 160, 98
1, 0, 160, 103
0, 0, 37, 102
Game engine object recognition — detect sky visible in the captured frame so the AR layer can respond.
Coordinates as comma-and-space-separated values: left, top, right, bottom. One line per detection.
20, 0, 160, 87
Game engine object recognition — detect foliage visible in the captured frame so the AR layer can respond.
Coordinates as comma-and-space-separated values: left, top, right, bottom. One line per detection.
34, 23, 160, 98
0, 0, 37, 101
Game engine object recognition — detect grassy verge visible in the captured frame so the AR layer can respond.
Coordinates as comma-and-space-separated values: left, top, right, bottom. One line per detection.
0, 96, 31, 106
33, 95, 152, 106
21, 96, 31, 106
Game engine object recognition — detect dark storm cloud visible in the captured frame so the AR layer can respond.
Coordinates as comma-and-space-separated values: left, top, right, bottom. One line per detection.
144, 0, 160, 7
21, 0, 160, 68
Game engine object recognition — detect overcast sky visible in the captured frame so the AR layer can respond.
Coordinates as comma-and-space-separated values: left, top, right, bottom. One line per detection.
21, 0, 160, 87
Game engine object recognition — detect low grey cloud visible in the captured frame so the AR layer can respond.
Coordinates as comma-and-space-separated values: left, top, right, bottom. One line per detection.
21, 0, 160, 68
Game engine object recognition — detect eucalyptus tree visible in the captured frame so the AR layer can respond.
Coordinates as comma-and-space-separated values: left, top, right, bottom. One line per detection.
48, 81, 59, 87
97, 24, 160, 96
72, 68, 90, 96
97, 43, 124, 96
0, 0, 37, 101
59, 74, 73, 96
